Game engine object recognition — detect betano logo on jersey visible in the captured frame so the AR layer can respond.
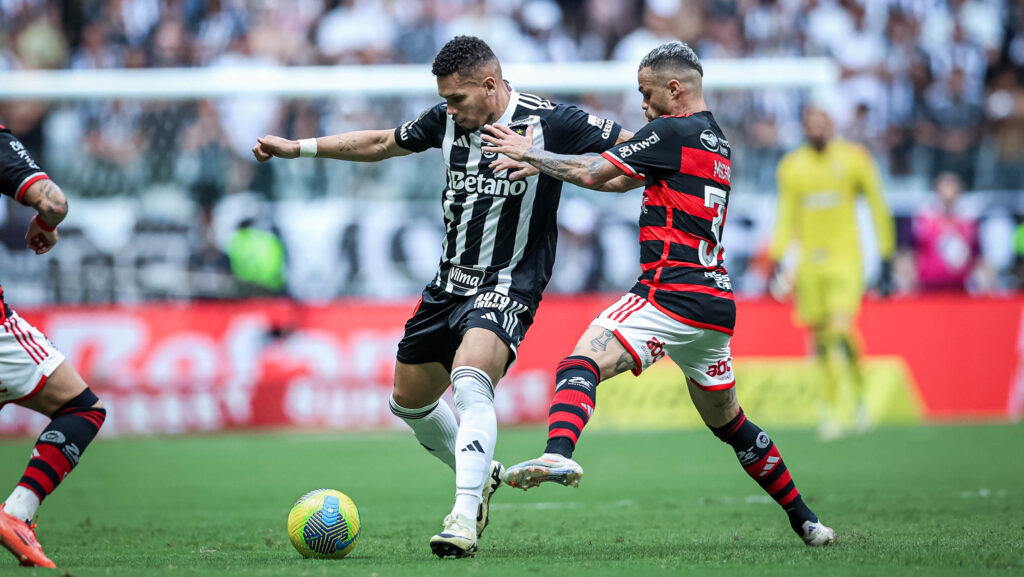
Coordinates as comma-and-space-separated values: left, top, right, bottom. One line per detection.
446, 169, 528, 196
617, 131, 660, 158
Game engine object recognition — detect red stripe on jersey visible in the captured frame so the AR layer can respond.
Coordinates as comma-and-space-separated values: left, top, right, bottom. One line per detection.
639, 280, 734, 300
600, 151, 644, 180
644, 181, 716, 221
640, 259, 707, 273
639, 225, 706, 249
642, 285, 734, 336
680, 147, 731, 187
16, 174, 49, 203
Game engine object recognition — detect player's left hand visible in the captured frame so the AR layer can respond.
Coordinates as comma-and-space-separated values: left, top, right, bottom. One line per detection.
489, 156, 539, 180
26, 215, 58, 255
877, 258, 894, 298
482, 124, 533, 161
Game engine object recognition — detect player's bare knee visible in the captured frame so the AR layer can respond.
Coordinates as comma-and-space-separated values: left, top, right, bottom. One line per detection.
390, 387, 435, 411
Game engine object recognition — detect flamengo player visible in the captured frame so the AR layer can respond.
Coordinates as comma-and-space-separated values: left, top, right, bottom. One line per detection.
482, 42, 836, 546
252, 36, 628, 557
0, 124, 107, 568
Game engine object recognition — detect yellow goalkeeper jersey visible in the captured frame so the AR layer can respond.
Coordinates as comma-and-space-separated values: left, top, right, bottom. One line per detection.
771, 138, 894, 269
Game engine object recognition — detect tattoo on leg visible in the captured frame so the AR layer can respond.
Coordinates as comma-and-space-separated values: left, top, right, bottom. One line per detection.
713, 388, 737, 411
589, 329, 615, 352
613, 351, 634, 374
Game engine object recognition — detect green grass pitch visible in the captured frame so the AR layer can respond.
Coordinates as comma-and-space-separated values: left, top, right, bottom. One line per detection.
1, 424, 1022, 576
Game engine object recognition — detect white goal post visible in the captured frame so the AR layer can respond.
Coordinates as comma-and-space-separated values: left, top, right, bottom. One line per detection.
0, 58, 838, 100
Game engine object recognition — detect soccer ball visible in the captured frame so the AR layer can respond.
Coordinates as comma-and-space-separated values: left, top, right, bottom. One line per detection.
287, 489, 361, 559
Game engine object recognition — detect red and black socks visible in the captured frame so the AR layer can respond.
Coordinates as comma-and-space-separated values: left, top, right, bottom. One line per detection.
710, 408, 818, 533
4, 388, 105, 522
545, 356, 600, 459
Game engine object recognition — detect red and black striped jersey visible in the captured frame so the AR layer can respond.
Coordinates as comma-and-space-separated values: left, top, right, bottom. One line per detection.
0, 124, 50, 318
601, 111, 735, 335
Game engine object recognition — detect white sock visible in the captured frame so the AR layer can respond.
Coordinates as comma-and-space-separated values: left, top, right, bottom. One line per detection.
389, 395, 458, 471
3, 486, 40, 522
451, 366, 497, 523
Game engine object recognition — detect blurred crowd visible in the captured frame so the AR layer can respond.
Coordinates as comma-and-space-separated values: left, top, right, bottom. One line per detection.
1, 0, 1023, 300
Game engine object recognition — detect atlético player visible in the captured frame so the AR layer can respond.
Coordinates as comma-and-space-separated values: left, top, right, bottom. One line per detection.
0, 124, 107, 568
252, 36, 632, 557
482, 41, 836, 546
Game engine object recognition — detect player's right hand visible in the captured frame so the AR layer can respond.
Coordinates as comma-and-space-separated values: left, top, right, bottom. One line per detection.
252, 135, 299, 162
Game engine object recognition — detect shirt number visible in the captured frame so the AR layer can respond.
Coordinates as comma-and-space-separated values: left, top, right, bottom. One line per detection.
698, 186, 727, 267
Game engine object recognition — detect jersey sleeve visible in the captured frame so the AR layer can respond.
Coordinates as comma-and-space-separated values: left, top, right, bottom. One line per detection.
599, 118, 676, 180
543, 104, 622, 155
855, 145, 895, 259
394, 104, 447, 152
0, 127, 49, 203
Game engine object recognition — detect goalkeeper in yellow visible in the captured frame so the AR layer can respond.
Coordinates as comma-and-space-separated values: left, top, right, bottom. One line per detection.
771, 106, 895, 441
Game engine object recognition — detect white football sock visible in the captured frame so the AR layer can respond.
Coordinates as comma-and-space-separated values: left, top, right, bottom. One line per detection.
451, 366, 497, 523
389, 395, 458, 471
3, 486, 40, 523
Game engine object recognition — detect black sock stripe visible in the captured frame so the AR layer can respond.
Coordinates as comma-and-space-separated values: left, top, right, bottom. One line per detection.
28, 459, 62, 486
564, 355, 600, 378
759, 463, 788, 487
770, 480, 797, 501
18, 477, 47, 500
548, 420, 581, 436
549, 403, 590, 422
389, 398, 438, 419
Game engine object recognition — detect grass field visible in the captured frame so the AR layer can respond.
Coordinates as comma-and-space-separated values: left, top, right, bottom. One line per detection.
1, 424, 1022, 576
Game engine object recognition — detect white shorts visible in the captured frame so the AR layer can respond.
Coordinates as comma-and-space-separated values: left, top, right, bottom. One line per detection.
592, 293, 734, 390
0, 312, 65, 408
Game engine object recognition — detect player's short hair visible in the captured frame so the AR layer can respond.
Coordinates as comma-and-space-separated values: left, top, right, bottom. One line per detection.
432, 36, 499, 78
639, 41, 703, 78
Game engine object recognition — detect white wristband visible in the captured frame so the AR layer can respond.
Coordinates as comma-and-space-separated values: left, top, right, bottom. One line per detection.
298, 138, 318, 158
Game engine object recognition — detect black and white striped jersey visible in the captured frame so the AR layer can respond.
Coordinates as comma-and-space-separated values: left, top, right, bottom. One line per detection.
394, 90, 622, 311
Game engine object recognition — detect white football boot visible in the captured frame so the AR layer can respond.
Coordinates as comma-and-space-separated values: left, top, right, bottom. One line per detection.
799, 520, 836, 546
476, 461, 504, 538
429, 513, 477, 558
502, 453, 583, 490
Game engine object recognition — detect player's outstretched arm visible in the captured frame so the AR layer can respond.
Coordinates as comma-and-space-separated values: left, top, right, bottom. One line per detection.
252, 130, 412, 163
482, 124, 625, 189
21, 178, 68, 255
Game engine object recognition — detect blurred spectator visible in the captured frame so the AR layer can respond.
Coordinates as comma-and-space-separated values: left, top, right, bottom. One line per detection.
188, 209, 235, 300
227, 216, 287, 298
1014, 218, 1024, 290
2, 0, 1023, 305
912, 172, 983, 291
917, 68, 984, 187
612, 0, 681, 63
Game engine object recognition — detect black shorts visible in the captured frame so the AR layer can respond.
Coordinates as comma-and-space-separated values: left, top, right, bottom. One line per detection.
396, 286, 535, 373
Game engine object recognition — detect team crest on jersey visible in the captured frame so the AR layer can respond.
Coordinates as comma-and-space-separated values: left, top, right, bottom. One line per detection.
700, 130, 720, 153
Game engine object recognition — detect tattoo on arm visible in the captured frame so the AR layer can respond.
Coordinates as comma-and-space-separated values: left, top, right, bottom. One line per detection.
523, 148, 609, 188
335, 134, 359, 154
589, 329, 615, 352
29, 180, 68, 226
